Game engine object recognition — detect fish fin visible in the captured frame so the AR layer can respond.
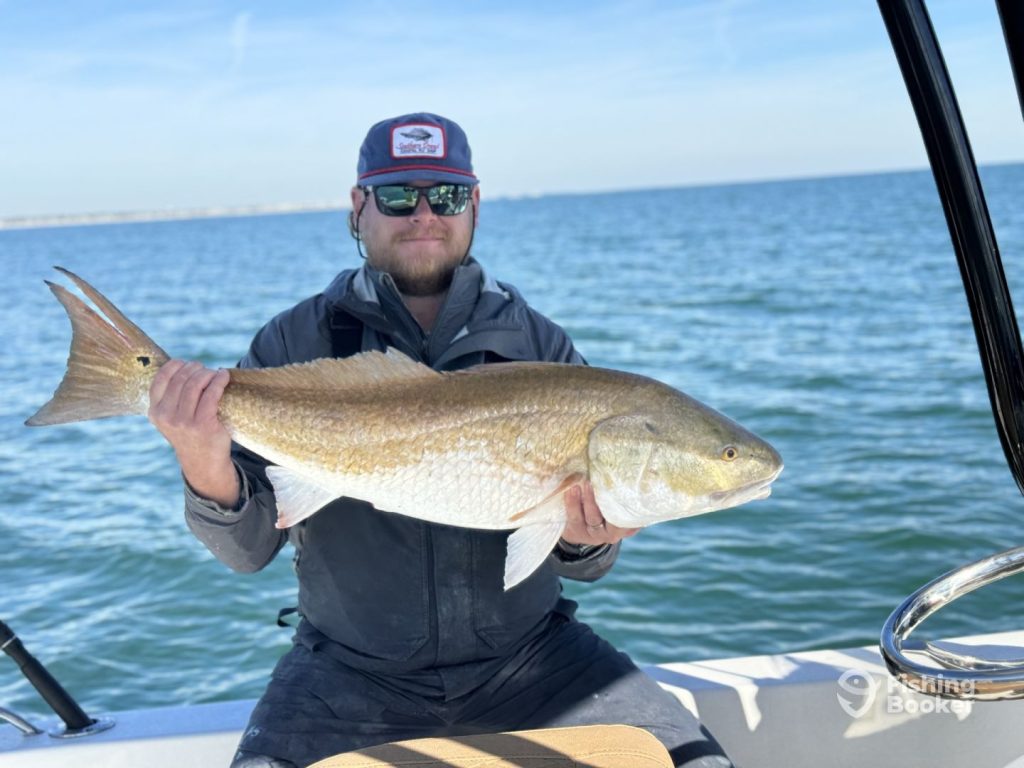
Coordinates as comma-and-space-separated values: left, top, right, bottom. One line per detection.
508, 473, 585, 523
27, 268, 170, 426
504, 520, 566, 591
229, 348, 438, 392
267, 465, 340, 528
449, 361, 564, 378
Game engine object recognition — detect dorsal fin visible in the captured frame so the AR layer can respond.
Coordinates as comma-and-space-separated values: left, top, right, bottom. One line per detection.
229, 348, 438, 392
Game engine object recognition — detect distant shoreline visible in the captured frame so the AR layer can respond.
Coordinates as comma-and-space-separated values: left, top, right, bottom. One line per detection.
5, 161, 1021, 232
0, 201, 348, 232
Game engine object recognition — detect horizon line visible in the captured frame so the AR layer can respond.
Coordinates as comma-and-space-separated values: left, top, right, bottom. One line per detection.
4, 160, 1022, 232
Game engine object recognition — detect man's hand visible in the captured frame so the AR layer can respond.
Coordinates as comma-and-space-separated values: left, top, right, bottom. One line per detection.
560, 482, 638, 546
148, 360, 238, 508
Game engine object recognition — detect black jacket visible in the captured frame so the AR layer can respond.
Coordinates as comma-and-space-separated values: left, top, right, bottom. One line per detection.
184, 259, 619, 694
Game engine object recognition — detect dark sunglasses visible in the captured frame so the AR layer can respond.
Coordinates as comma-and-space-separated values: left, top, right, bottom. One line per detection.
367, 184, 472, 217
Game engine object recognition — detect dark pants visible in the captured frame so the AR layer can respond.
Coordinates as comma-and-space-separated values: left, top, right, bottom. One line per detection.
232, 616, 732, 768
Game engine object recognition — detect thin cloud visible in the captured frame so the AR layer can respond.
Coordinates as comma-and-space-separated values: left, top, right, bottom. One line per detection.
230, 12, 251, 74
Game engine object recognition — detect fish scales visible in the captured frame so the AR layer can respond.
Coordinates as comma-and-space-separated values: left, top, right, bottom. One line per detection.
219, 366, 615, 529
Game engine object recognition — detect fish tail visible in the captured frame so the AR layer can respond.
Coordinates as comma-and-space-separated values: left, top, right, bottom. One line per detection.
26, 267, 171, 426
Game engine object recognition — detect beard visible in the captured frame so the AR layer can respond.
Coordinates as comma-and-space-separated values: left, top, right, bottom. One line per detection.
374, 253, 459, 296
365, 230, 471, 297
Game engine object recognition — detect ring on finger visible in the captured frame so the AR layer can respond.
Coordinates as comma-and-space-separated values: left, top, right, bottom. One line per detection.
586, 522, 606, 532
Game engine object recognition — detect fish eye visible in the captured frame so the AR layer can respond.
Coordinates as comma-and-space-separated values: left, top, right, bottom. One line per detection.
721, 445, 739, 461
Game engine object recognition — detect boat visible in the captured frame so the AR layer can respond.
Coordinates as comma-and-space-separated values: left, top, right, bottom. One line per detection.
4, 630, 1024, 766
4, 0, 1024, 765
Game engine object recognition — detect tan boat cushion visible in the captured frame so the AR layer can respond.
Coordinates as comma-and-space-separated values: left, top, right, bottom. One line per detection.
308, 724, 673, 767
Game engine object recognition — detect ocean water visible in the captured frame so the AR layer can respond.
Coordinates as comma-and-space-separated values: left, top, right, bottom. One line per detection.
2, 165, 1024, 719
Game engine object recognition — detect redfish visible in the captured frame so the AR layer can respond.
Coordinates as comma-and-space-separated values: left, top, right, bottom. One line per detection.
28, 268, 783, 589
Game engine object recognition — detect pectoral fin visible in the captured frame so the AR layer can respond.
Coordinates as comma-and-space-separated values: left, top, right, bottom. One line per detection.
508, 472, 584, 523
266, 466, 339, 529
504, 520, 565, 591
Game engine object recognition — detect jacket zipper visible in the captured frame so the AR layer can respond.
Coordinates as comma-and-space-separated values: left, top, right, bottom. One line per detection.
378, 273, 430, 362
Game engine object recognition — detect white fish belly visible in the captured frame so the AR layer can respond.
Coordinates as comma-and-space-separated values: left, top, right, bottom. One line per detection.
235, 430, 570, 530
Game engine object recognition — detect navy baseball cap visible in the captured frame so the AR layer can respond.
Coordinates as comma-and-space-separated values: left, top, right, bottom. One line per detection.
357, 112, 479, 187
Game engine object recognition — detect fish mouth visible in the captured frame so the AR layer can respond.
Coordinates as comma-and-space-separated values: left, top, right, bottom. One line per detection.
709, 464, 783, 507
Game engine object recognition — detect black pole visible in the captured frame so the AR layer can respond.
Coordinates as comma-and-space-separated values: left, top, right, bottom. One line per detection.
877, 0, 1024, 498
0, 620, 94, 732
997, 0, 1024, 123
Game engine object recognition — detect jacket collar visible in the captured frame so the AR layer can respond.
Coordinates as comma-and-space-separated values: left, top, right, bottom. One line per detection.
323, 257, 515, 362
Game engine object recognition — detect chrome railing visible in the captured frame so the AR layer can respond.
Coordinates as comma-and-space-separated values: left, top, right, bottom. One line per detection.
881, 546, 1024, 701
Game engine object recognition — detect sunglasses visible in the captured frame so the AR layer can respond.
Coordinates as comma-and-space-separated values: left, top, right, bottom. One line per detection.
367, 184, 472, 217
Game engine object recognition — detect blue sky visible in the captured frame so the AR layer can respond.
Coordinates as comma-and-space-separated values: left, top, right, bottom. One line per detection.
1, 1, 1022, 218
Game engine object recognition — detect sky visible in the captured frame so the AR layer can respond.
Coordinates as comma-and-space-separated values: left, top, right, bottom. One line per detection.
1, 0, 1022, 218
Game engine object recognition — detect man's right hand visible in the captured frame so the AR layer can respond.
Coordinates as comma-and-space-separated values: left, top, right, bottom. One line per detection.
148, 360, 239, 508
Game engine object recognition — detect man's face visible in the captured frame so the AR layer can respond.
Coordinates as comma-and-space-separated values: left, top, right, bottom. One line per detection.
351, 181, 480, 297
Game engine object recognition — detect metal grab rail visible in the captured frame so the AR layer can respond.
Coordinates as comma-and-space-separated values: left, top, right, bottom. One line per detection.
881, 546, 1024, 700
875, 0, 1024, 699
0, 706, 42, 737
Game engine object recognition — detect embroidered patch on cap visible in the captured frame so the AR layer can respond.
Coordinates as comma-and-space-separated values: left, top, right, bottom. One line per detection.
391, 123, 446, 159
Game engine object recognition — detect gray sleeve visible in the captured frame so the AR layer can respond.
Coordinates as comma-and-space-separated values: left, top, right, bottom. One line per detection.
183, 458, 287, 573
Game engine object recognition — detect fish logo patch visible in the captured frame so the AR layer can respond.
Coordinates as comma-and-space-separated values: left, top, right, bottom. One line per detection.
391, 123, 446, 159
399, 128, 433, 141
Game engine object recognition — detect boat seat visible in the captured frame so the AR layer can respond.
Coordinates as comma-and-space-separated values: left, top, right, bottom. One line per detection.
308, 724, 673, 767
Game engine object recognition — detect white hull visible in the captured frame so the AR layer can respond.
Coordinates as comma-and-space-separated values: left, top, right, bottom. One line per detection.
3, 631, 1023, 767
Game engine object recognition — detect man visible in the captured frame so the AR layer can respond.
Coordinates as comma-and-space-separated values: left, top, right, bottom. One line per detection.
149, 113, 733, 768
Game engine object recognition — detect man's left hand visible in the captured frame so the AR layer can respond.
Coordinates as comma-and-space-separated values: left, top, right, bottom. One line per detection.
560, 482, 639, 546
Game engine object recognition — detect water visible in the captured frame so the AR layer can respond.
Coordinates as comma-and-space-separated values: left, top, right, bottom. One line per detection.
2, 165, 1024, 718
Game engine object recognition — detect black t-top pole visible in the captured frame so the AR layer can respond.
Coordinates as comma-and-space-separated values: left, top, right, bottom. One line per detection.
0, 619, 95, 733
878, 0, 1024, 498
